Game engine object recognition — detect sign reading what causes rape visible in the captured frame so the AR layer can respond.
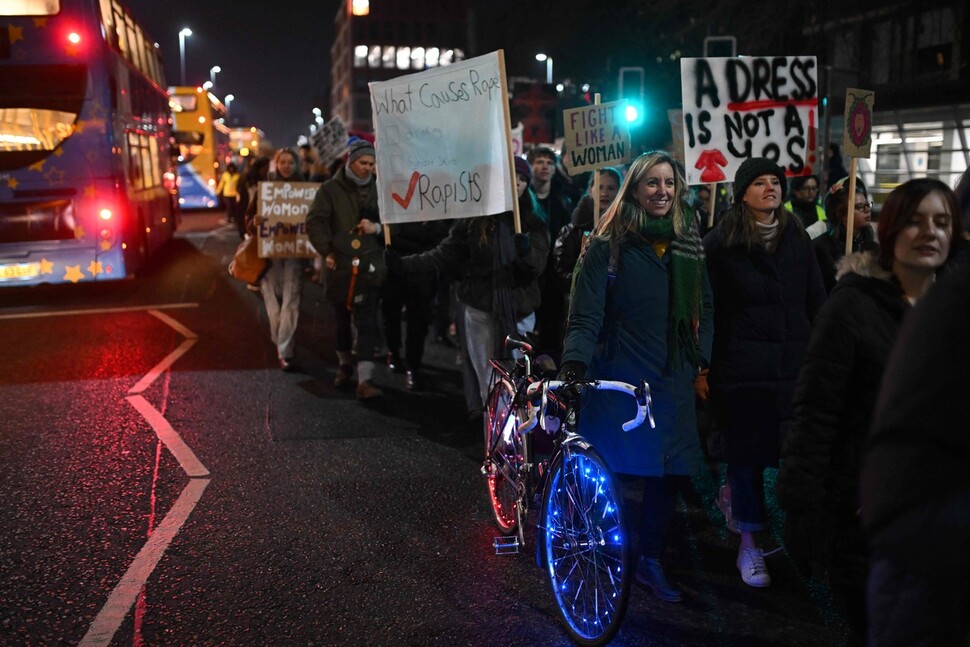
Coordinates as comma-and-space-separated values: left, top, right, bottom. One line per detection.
561, 100, 631, 175
680, 56, 819, 185
256, 181, 321, 258
370, 51, 512, 224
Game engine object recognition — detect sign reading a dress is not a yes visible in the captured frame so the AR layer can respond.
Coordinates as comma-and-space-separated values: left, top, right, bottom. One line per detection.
680, 56, 819, 185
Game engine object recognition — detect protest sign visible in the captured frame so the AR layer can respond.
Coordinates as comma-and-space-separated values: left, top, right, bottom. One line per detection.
511, 122, 524, 157
256, 181, 321, 258
561, 100, 630, 175
370, 51, 513, 224
843, 88, 875, 159
680, 56, 819, 185
310, 117, 348, 167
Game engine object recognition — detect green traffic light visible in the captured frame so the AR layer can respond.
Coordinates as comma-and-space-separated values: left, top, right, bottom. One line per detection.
625, 104, 640, 123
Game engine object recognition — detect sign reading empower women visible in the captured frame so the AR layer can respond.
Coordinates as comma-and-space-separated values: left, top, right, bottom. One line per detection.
370, 51, 513, 224
680, 56, 819, 185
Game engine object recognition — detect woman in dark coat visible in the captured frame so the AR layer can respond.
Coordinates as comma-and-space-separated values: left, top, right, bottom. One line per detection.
813, 176, 879, 292
552, 166, 622, 293
559, 151, 713, 603
777, 178, 961, 644
703, 157, 826, 588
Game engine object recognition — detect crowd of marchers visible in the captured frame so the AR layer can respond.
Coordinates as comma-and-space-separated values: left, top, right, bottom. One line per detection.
218, 138, 970, 647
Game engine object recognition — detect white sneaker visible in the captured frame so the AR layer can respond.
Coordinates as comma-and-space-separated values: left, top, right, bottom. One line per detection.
737, 547, 771, 588
716, 485, 740, 535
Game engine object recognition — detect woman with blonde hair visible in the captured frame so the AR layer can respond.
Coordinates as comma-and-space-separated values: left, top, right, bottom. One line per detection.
559, 151, 714, 603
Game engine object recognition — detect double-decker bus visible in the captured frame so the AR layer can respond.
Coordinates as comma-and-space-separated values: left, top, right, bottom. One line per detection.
0, 0, 179, 286
228, 126, 264, 168
168, 86, 230, 209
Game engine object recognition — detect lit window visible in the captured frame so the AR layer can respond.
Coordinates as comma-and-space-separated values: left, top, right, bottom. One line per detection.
368, 45, 381, 68
383, 46, 395, 69
441, 49, 454, 66
426, 47, 439, 67
354, 45, 368, 68
396, 46, 410, 70
351, 0, 369, 16
411, 46, 425, 69
453, 48, 465, 62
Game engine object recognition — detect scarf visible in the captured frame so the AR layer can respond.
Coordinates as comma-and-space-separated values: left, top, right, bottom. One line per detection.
755, 218, 780, 252
345, 166, 372, 186
623, 202, 705, 368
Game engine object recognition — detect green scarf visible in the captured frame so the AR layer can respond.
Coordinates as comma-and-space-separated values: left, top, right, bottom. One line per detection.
621, 202, 706, 368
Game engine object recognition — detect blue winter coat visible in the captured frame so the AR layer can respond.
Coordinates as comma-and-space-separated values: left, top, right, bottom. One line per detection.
703, 219, 826, 467
561, 234, 714, 477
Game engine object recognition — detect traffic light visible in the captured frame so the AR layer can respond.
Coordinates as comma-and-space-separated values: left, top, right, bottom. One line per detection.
618, 67, 645, 127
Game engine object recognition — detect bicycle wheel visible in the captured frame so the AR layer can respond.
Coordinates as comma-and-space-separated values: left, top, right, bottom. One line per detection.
540, 444, 631, 646
483, 379, 521, 534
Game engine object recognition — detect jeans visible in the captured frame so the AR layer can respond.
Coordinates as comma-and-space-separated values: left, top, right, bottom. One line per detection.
462, 304, 535, 410
331, 286, 382, 363
727, 465, 766, 532
260, 258, 303, 360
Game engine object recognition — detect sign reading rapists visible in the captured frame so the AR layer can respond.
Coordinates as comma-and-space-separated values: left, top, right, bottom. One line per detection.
680, 56, 819, 185
370, 51, 512, 224
256, 181, 321, 258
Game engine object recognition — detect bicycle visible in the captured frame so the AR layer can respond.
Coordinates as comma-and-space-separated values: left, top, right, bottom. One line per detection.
481, 335, 653, 646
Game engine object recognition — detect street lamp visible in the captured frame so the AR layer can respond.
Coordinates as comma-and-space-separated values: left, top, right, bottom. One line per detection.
224, 94, 234, 118
178, 27, 192, 86
210, 65, 221, 86
535, 53, 552, 84
202, 81, 213, 90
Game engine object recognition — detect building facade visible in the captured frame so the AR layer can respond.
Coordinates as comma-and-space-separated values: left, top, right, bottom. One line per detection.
330, 0, 469, 133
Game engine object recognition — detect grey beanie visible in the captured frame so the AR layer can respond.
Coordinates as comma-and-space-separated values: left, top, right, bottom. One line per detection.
733, 157, 787, 201
347, 140, 375, 165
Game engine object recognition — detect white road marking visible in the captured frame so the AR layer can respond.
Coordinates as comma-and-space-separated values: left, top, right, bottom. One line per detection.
75, 308, 210, 645
0, 302, 198, 320
126, 395, 210, 478
78, 478, 210, 647
127, 338, 197, 395
149, 309, 199, 340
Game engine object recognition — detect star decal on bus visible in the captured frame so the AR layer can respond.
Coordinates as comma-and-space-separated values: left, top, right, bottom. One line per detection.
39, 259, 54, 274
28, 160, 45, 172
44, 167, 65, 184
74, 225, 85, 240
7, 25, 24, 45
87, 260, 104, 276
32, 18, 47, 28
84, 185, 96, 199
4, 177, 18, 189
100, 240, 111, 251
63, 265, 84, 283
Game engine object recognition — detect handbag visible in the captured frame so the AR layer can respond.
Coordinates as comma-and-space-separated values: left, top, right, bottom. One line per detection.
228, 235, 268, 284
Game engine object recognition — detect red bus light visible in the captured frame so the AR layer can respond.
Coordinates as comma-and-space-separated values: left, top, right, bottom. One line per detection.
67, 32, 81, 45
99, 208, 112, 221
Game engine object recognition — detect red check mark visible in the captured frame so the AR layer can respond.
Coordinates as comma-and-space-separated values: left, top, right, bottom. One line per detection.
392, 171, 420, 209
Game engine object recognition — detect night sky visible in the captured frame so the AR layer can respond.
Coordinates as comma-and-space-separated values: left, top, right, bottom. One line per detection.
125, 0, 337, 148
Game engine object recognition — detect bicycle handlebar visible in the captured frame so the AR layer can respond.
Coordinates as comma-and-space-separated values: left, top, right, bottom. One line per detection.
519, 378, 655, 434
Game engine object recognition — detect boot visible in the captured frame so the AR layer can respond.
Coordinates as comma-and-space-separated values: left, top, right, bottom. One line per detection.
356, 380, 383, 400
334, 364, 353, 388
635, 557, 683, 603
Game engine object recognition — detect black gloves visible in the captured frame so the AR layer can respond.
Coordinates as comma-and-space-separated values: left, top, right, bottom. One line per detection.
513, 233, 531, 258
556, 361, 586, 382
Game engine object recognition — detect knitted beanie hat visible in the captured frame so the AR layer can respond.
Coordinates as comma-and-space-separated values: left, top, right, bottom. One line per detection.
347, 139, 375, 165
733, 157, 787, 201
513, 155, 532, 182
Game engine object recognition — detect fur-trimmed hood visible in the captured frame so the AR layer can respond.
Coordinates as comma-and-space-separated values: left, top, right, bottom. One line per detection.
835, 250, 891, 282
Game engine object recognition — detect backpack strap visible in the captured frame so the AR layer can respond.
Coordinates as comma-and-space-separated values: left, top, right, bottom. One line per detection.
607, 234, 620, 295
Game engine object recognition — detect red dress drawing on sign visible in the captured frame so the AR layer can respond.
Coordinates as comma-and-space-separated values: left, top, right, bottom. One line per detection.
696, 149, 729, 183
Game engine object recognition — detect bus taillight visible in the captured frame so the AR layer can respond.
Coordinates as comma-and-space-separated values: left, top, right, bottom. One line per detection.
99, 208, 112, 221
67, 32, 81, 45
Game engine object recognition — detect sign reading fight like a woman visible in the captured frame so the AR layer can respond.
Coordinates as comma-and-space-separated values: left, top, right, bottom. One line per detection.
369, 51, 513, 224
680, 56, 819, 185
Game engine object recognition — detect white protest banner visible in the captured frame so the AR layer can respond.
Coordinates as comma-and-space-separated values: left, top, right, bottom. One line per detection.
561, 100, 631, 175
680, 56, 819, 185
256, 181, 321, 258
310, 117, 348, 166
370, 50, 512, 224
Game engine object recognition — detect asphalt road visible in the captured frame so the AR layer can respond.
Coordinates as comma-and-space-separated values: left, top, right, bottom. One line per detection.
0, 212, 850, 646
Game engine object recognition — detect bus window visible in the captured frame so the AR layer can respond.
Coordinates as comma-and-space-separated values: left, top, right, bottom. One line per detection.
148, 135, 161, 186
2, 1, 60, 15
140, 136, 153, 188
169, 95, 198, 113
111, 1, 126, 58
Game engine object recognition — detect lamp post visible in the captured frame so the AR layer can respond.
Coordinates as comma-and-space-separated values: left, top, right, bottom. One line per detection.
178, 27, 192, 85
224, 94, 234, 118
535, 53, 552, 84
209, 65, 221, 86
